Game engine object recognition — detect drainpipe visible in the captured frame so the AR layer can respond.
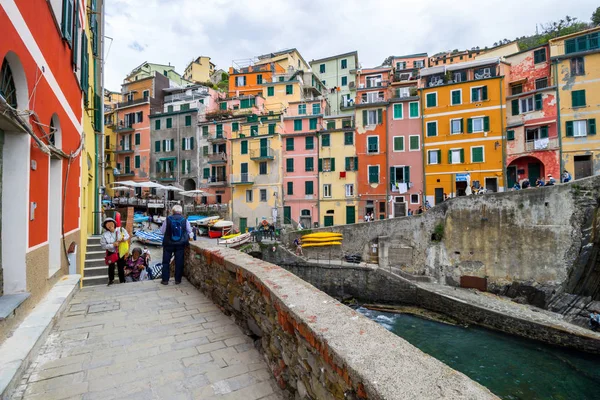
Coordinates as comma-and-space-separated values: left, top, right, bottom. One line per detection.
317, 128, 320, 227
553, 60, 564, 175
176, 111, 180, 185
419, 88, 426, 205
96, 0, 106, 235
500, 76, 507, 191
385, 106, 389, 218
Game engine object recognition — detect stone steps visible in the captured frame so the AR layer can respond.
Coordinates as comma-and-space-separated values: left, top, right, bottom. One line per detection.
83, 236, 108, 287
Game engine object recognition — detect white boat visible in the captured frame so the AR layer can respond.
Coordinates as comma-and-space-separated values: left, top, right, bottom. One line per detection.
193, 215, 220, 227
218, 232, 252, 247
209, 220, 233, 238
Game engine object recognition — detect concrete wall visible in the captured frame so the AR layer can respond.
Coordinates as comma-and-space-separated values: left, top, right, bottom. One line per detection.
185, 243, 495, 400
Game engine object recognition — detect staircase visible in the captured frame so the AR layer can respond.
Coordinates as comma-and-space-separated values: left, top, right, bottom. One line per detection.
82, 236, 108, 287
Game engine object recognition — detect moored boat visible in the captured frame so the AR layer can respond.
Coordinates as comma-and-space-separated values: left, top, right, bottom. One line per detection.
218, 232, 252, 247
301, 241, 342, 248
208, 220, 233, 238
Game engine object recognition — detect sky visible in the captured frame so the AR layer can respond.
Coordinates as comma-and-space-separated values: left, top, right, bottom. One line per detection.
103, 0, 598, 91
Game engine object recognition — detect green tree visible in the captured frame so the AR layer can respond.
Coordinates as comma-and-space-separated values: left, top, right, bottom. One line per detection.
592, 6, 600, 26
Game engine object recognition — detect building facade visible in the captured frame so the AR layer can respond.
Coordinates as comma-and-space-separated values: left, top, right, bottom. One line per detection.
103, 89, 122, 196
310, 51, 358, 116
183, 56, 215, 84
550, 27, 600, 179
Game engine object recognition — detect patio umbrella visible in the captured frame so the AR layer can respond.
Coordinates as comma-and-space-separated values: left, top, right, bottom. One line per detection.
180, 190, 215, 197
112, 186, 135, 191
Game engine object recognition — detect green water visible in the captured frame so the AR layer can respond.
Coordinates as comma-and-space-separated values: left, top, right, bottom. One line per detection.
358, 307, 600, 400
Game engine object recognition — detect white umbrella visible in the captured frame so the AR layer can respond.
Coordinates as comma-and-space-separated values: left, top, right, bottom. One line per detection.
111, 180, 140, 187
180, 189, 215, 197
112, 186, 135, 191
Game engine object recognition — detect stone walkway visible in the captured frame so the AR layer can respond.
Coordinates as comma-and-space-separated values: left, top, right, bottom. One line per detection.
11, 280, 284, 400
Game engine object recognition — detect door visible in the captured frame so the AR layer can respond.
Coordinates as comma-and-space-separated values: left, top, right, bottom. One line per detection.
346, 206, 356, 224
574, 155, 593, 179
456, 181, 467, 196
393, 202, 406, 217
260, 138, 268, 157
528, 162, 541, 185
485, 177, 498, 192
507, 166, 517, 188
324, 216, 334, 227
239, 218, 247, 233
124, 156, 131, 173
241, 163, 248, 182
434, 188, 444, 204
283, 206, 292, 225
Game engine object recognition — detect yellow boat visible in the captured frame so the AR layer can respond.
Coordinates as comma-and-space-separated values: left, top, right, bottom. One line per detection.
301, 237, 345, 243
221, 232, 241, 240
301, 241, 342, 248
301, 232, 343, 240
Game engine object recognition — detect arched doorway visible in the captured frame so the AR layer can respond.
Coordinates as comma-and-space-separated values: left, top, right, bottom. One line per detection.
0, 53, 29, 294
183, 178, 196, 191
507, 156, 545, 188
48, 114, 63, 277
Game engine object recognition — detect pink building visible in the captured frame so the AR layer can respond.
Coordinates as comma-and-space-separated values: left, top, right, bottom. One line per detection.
281, 99, 324, 228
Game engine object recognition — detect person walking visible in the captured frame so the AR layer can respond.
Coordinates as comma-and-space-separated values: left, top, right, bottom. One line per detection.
160, 205, 193, 285
100, 217, 130, 286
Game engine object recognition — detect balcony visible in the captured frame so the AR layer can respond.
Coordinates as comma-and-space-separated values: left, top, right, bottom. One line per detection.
230, 174, 254, 185
105, 145, 116, 153
357, 80, 390, 91
164, 89, 209, 104
104, 118, 116, 128
393, 71, 418, 82
113, 169, 135, 177
391, 87, 419, 100
205, 109, 233, 121
205, 175, 227, 186
154, 172, 177, 182
250, 148, 274, 160
116, 97, 149, 109
340, 99, 356, 110
525, 138, 559, 152
114, 147, 134, 154
115, 123, 134, 133
207, 133, 227, 143
208, 152, 227, 164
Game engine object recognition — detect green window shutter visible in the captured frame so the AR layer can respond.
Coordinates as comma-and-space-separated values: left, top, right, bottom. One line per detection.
427, 122, 436, 137
362, 110, 368, 127
467, 118, 473, 133
155, 140, 160, 152
345, 157, 350, 171
448, 150, 452, 164
167, 105, 173, 112
309, 118, 317, 130
460, 118, 464, 133
473, 147, 483, 162
331, 158, 335, 172
135, 133, 140, 145
267, 86, 274, 96
511, 99, 519, 116
181, 138, 186, 149
190, 137, 194, 149
313, 104, 321, 114
409, 102, 419, 118
389, 167, 395, 183
162, 140, 166, 151
287, 182, 293, 195
305, 137, 314, 149
404, 166, 410, 183
71, 0, 78, 64
219, 102, 227, 110
155, 120, 161, 130
394, 137, 404, 151
232, 122, 239, 132
257, 74, 263, 84
322, 134, 330, 147
377, 109, 383, 124
286, 138, 294, 151
410, 136, 419, 150
203, 168, 210, 179
166, 118, 172, 128
305, 181, 313, 195
354, 157, 358, 171
565, 39, 576, 54
170, 139, 174, 151
482, 86, 488, 100
534, 93, 543, 110
203, 145, 208, 156
318, 158, 323, 172
80, 31, 88, 101
540, 126, 549, 138
426, 93, 436, 107
483, 116, 490, 132
216, 124, 223, 137
202, 126, 208, 136
507, 130, 515, 141
437, 150, 442, 163
305, 157, 313, 171
286, 85, 293, 95
589, 119, 597, 135
452, 91, 461, 105
286, 158, 294, 172
241, 140, 248, 154
61, 0, 73, 43
185, 115, 192, 126
572, 90, 586, 107
268, 124, 275, 135
250, 125, 258, 136
156, 161, 161, 173
566, 121, 574, 137
393, 104, 402, 119
128, 134, 132, 148
294, 119, 302, 131
135, 155, 140, 168
460, 149, 465, 163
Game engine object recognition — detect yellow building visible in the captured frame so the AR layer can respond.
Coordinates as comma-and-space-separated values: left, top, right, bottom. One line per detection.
420, 58, 508, 204
550, 27, 600, 179
103, 89, 121, 196
254, 48, 310, 73
183, 56, 215, 84
318, 115, 358, 226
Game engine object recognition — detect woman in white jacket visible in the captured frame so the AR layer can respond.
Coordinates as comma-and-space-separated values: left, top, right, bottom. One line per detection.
100, 217, 130, 285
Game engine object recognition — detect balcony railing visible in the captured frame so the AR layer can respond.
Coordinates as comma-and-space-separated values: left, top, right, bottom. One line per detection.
207, 133, 227, 143
250, 148, 275, 160
230, 174, 254, 185
205, 175, 227, 186
113, 169, 135, 177
164, 89, 208, 104
358, 80, 390, 90
116, 97, 149, 109
340, 99, 356, 110
524, 138, 559, 152
207, 152, 227, 164
205, 109, 233, 121
154, 172, 177, 181
393, 72, 418, 82
114, 147, 134, 154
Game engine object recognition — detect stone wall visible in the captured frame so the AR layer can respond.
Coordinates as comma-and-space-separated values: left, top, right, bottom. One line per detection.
185, 243, 496, 400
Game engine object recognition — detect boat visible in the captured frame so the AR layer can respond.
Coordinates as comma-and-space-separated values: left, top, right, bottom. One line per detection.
302, 241, 342, 248
301, 237, 345, 243
193, 216, 220, 227
301, 232, 343, 240
218, 232, 252, 247
134, 229, 163, 246
208, 220, 233, 238
221, 232, 241, 240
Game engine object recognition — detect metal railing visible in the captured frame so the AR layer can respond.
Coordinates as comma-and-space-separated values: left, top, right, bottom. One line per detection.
154, 172, 177, 181
230, 174, 254, 184
525, 137, 559, 152
250, 148, 275, 160
207, 133, 227, 142
207, 153, 227, 163
116, 97, 149, 109
205, 175, 227, 185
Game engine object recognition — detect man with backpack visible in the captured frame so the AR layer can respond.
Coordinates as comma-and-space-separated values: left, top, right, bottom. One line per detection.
160, 205, 193, 285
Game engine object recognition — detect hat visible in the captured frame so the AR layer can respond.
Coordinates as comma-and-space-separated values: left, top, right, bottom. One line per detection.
102, 217, 117, 230
548, 174, 552, 177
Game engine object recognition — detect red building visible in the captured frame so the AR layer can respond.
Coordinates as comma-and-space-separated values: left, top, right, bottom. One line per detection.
0, 1, 84, 300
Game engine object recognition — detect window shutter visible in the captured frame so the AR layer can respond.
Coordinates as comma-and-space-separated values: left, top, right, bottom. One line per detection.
482, 86, 488, 100
377, 109, 383, 124
155, 141, 160, 152
128, 134, 132, 148
181, 159, 185, 173
437, 150, 442, 163
459, 118, 464, 133
345, 157, 350, 171
404, 166, 410, 183
156, 161, 161, 173
362, 110, 367, 127
534, 93, 542, 110
484, 116, 490, 132
448, 150, 452, 163
511, 99, 519, 116
162, 140, 166, 151
190, 137, 194, 149
467, 118, 473, 133
318, 158, 323, 172
61, 0, 74, 43
565, 121, 574, 137
389, 167, 395, 183
540, 126, 548, 138
181, 138, 185, 150
354, 157, 358, 171
331, 158, 335, 172
460, 149, 465, 163
170, 139, 174, 151
589, 119, 597, 135
80, 31, 88, 98
507, 130, 515, 141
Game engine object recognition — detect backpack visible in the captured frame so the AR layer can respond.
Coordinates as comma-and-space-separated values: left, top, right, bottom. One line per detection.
169, 215, 187, 243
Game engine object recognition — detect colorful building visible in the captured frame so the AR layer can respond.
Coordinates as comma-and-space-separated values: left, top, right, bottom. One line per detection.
309, 51, 359, 115
355, 67, 392, 220
387, 54, 427, 216
550, 27, 600, 179
505, 45, 559, 187
183, 56, 215, 84
103, 89, 122, 196
0, 0, 98, 305
420, 58, 508, 204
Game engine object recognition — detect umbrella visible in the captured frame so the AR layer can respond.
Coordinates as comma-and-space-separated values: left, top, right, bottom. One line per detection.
112, 186, 135, 190
180, 190, 215, 197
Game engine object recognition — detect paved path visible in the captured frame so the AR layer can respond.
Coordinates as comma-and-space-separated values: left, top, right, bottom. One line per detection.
11, 280, 284, 400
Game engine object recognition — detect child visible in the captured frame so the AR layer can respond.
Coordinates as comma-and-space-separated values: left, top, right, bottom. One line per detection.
124, 247, 146, 282
294, 238, 303, 256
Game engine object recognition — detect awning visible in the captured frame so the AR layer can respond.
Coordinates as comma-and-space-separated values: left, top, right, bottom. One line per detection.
419, 65, 446, 77
159, 157, 177, 161
524, 120, 556, 127
446, 57, 499, 71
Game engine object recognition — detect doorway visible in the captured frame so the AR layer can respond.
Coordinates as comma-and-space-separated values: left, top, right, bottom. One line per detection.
239, 218, 247, 233
48, 158, 62, 277
507, 166, 517, 188
283, 206, 291, 225
324, 216, 334, 227
300, 209, 312, 229
434, 188, 444, 204
574, 155, 592, 179
456, 182, 467, 197
485, 177, 498, 192
528, 162, 541, 185
345, 206, 356, 224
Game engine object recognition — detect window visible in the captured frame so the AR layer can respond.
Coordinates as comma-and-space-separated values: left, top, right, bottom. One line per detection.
449, 149, 464, 164
203, 145, 208, 156
305, 181, 314, 195
202, 126, 209, 136
167, 105, 174, 113
345, 184, 354, 197
409, 102, 419, 118
409, 135, 419, 151
135, 132, 140, 145
451, 89, 462, 105
469, 117, 489, 133
219, 102, 227, 111
236, 76, 246, 87
341, 59, 347, 69
396, 61, 406, 70
216, 124, 223, 137
507, 130, 515, 141
471, 86, 488, 102
163, 139, 173, 152
344, 131, 353, 145
260, 189, 267, 202
535, 78, 548, 90
426, 121, 437, 137
390, 166, 410, 184
428, 150, 441, 165
410, 194, 419, 204
327, 120, 336, 130
305, 137, 314, 150
367, 136, 379, 153
203, 167, 210, 179
533, 48, 547, 64
321, 158, 335, 172
185, 115, 192, 126
393, 136, 404, 151
135, 155, 140, 168
232, 122, 239, 132
323, 184, 332, 198
250, 125, 258, 136
268, 123, 276, 135
426, 92, 437, 107
267, 86, 274, 96
181, 159, 191, 174
154, 140, 160, 152
322, 134, 330, 147
566, 119, 596, 137
287, 182, 294, 195
286, 138, 294, 151
572, 90, 586, 108
450, 119, 463, 134
520, 97, 534, 113
362, 109, 382, 126
341, 76, 348, 86
393, 103, 403, 119
257, 74, 263, 84
240, 98, 255, 109
286, 158, 294, 172
414, 60, 425, 68
345, 157, 358, 171
286, 85, 293, 95
294, 119, 302, 131
312, 103, 321, 115
143, 90, 149, 99
166, 118, 172, 128
241, 140, 248, 154
511, 84, 523, 95
471, 146, 484, 163
368, 166, 379, 184
298, 104, 306, 115
570, 57, 585, 76
309, 118, 318, 130
155, 120, 161, 130
182, 137, 194, 150
259, 162, 267, 175
305, 157, 314, 171
319, 64, 325, 73
246, 190, 253, 202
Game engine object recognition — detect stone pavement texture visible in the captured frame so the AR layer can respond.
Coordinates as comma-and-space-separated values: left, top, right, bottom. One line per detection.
11, 279, 284, 400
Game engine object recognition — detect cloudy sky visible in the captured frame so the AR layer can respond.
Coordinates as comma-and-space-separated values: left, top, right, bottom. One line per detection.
104, 0, 597, 90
